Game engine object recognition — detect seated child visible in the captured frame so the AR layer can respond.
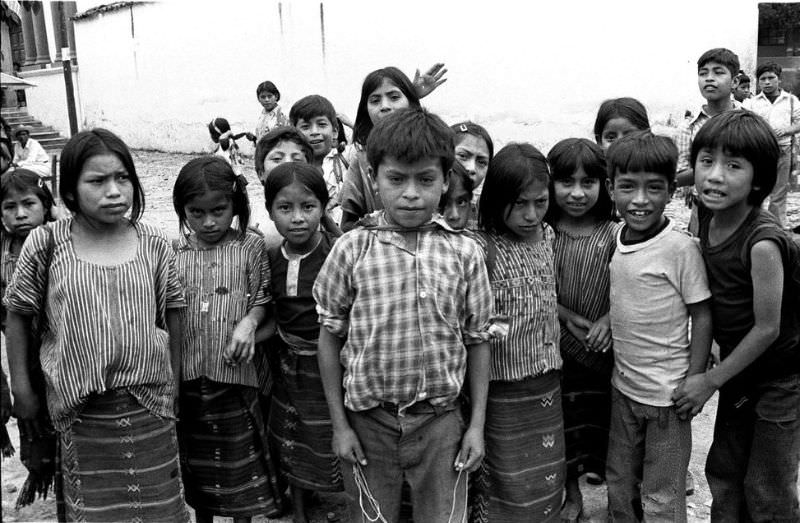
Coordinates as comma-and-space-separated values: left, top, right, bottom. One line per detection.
314, 107, 493, 523
289, 95, 350, 225
439, 161, 474, 230
605, 131, 712, 522
249, 80, 290, 142
673, 110, 800, 522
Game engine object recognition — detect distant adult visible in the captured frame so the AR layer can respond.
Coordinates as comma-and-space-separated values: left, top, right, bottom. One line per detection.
12, 126, 50, 178
743, 62, 800, 227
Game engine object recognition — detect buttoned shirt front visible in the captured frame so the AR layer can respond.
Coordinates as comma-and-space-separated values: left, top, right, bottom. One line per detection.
743, 90, 800, 149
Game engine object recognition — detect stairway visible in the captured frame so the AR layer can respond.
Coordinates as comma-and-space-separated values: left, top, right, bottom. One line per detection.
1, 107, 69, 152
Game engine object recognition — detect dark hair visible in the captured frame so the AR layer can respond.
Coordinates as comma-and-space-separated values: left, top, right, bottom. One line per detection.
606, 131, 678, 184
59, 128, 145, 221
545, 138, 613, 223
264, 161, 329, 211
353, 67, 421, 146
289, 95, 337, 128
691, 110, 780, 206
256, 80, 280, 100
451, 121, 494, 159
208, 117, 230, 142
0, 168, 56, 222
366, 107, 454, 175
439, 161, 475, 211
254, 126, 314, 176
756, 61, 782, 80
172, 156, 250, 239
735, 70, 751, 85
697, 48, 740, 77
593, 98, 650, 142
478, 143, 550, 235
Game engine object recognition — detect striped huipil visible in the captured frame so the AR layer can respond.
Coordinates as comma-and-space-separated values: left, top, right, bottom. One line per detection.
3, 218, 186, 432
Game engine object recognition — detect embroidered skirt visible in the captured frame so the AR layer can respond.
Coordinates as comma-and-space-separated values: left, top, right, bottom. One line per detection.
268, 337, 342, 491
470, 371, 566, 523
55, 388, 188, 522
178, 378, 284, 518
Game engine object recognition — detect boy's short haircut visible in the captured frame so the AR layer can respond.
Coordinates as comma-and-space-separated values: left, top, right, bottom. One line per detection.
697, 48, 740, 76
691, 110, 780, 206
735, 70, 751, 85
756, 61, 782, 79
254, 126, 314, 174
289, 95, 337, 127
606, 131, 678, 184
366, 107, 454, 175
256, 80, 280, 100
438, 161, 474, 211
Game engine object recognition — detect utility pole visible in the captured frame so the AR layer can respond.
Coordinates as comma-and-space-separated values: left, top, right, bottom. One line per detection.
61, 47, 78, 136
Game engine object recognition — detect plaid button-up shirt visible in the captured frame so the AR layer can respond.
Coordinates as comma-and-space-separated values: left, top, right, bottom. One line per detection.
675, 101, 742, 174
313, 212, 494, 413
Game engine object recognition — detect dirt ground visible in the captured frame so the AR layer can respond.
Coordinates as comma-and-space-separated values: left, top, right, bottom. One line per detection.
1, 149, 799, 522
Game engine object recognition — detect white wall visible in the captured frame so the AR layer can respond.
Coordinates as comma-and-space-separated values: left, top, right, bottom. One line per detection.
16, 66, 81, 136
71, 0, 760, 153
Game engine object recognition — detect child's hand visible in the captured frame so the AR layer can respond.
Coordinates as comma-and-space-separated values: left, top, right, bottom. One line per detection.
586, 314, 612, 353
12, 390, 43, 440
565, 315, 591, 349
225, 316, 258, 365
672, 373, 717, 419
332, 426, 366, 466
456, 426, 485, 473
245, 132, 256, 143
413, 62, 448, 99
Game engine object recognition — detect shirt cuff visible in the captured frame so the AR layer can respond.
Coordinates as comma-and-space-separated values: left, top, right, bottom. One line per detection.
316, 305, 349, 337
463, 314, 510, 345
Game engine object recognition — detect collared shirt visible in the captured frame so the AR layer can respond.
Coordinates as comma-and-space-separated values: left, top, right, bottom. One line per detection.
13, 138, 50, 170
3, 218, 186, 431
313, 212, 494, 413
743, 90, 800, 148
675, 100, 742, 173
174, 230, 270, 388
474, 227, 562, 381
254, 105, 290, 140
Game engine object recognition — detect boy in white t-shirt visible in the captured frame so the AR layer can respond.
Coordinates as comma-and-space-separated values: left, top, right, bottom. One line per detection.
605, 131, 713, 522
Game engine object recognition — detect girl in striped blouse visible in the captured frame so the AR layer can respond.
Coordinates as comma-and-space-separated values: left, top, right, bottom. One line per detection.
171, 157, 284, 522
545, 138, 618, 523
472, 143, 565, 523
4, 129, 189, 522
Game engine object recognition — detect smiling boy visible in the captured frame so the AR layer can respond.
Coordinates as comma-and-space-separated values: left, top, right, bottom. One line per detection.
605, 131, 712, 522
314, 107, 493, 522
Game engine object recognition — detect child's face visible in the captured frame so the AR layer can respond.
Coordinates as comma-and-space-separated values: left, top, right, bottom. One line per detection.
258, 91, 278, 111
260, 140, 308, 185
374, 156, 447, 228
367, 78, 410, 125
1, 189, 46, 238
697, 61, 735, 103
553, 167, 600, 220
75, 153, 133, 225
757, 71, 781, 96
733, 82, 751, 102
504, 178, 549, 242
268, 181, 323, 253
442, 174, 471, 230
296, 116, 337, 160
599, 118, 639, 150
455, 135, 490, 188
694, 146, 755, 214
608, 170, 673, 242
184, 190, 234, 248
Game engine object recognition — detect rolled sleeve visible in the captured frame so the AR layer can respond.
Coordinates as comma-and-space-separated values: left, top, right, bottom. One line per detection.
461, 240, 494, 345
313, 236, 354, 337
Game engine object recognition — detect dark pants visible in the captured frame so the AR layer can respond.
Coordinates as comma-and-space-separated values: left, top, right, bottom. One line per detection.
706, 375, 800, 522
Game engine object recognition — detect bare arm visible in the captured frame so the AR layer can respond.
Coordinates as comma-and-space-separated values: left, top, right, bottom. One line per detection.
225, 304, 267, 364
686, 299, 713, 376
458, 341, 489, 472
166, 309, 183, 395
6, 311, 37, 420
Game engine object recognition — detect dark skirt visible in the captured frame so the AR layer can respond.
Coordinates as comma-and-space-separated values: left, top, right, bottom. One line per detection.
178, 378, 284, 518
56, 388, 188, 522
268, 338, 342, 491
471, 371, 566, 523
561, 357, 612, 479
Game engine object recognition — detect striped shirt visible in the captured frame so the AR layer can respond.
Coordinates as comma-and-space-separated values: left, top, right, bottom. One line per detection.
313, 212, 494, 413
3, 218, 186, 431
173, 231, 270, 388
474, 226, 562, 381
552, 221, 619, 370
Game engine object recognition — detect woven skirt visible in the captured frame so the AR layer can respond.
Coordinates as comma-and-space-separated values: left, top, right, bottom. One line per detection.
56, 388, 188, 522
178, 378, 284, 518
268, 339, 342, 491
470, 371, 566, 523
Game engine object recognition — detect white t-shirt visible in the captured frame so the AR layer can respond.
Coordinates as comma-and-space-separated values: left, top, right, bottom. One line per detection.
609, 223, 711, 406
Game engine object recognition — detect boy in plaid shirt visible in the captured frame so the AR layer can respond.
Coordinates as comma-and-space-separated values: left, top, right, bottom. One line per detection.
314, 107, 494, 522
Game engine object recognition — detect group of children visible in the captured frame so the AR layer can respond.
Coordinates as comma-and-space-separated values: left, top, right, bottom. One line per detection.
0, 47, 798, 523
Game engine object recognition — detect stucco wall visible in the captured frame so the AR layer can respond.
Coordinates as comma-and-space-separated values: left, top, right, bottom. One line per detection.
70, 0, 760, 153
15, 66, 81, 137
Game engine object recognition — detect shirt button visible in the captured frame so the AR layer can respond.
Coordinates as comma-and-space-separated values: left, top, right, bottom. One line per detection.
419, 291, 427, 299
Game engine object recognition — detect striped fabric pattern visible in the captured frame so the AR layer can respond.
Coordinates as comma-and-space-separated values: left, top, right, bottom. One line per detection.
552, 221, 619, 371
3, 218, 186, 431
173, 231, 270, 388
313, 212, 494, 413
474, 228, 562, 381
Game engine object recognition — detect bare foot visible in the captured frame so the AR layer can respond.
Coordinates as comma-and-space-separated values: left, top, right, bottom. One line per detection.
560, 478, 583, 523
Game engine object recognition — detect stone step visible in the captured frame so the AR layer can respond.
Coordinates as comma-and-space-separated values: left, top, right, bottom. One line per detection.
0, 109, 28, 118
